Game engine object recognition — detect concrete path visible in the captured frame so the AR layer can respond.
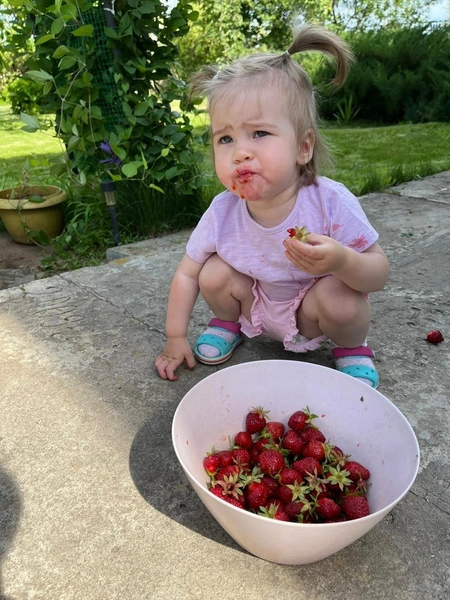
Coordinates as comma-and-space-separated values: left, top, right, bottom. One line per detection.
1, 173, 449, 600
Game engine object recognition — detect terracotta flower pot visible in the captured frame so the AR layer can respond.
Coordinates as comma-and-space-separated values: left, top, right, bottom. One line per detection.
0, 185, 67, 245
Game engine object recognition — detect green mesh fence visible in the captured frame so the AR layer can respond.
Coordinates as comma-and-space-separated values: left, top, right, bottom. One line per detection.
49, 2, 124, 132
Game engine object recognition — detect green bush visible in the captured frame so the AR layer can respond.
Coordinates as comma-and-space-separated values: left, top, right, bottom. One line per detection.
314, 24, 450, 124
6, 78, 42, 114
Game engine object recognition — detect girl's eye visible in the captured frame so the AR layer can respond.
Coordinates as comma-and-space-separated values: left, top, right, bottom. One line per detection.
254, 131, 269, 138
219, 135, 232, 144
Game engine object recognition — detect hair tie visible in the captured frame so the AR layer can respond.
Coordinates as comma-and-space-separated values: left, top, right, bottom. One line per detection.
285, 50, 292, 58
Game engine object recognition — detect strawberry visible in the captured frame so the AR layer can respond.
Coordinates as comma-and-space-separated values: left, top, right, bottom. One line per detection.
345, 460, 371, 481
287, 225, 310, 242
261, 475, 279, 496
264, 421, 285, 442
324, 465, 352, 493
246, 482, 269, 510
282, 429, 304, 455
231, 448, 251, 468
253, 437, 273, 452
216, 464, 240, 481
285, 500, 305, 521
245, 406, 269, 434
341, 495, 370, 520
287, 407, 317, 431
292, 457, 323, 478
316, 497, 342, 520
279, 467, 300, 486
234, 431, 253, 449
215, 449, 233, 467
203, 453, 220, 476
276, 484, 294, 504
258, 449, 286, 476
301, 426, 326, 443
260, 500, 290, 521
426, 329, 444, 344
210, 485, 245, 509
302, 440, 326, 462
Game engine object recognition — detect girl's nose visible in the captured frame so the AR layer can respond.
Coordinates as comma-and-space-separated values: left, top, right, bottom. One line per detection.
233, 140, 253, 162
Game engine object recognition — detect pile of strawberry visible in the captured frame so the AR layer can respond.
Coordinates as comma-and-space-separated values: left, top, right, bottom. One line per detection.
203, 406, 371, 523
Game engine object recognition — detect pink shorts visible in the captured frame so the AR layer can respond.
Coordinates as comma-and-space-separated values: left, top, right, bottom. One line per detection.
238, 279, 328, 353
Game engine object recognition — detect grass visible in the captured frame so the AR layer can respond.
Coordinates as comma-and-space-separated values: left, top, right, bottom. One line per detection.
1, 102, 450, 226
0, 105, 63, 189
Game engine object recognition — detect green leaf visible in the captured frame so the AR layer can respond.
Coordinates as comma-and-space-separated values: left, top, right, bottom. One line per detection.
61, 4, 78, 21
25, 70, 54, 83
71, 25, 94, 37
149, 183, 164, 193
51, 17, 65, 37
134, 102, 148, 116
36, 34, 54, 45
161, 148, 170, 157
59, 57, 77, 70
27, 195, 46, 203
20, 113, 41, 130
52, 45, 70, 59
122, 163, 139, 177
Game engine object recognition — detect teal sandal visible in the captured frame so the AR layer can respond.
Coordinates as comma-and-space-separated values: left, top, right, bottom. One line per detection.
332, 346, 379, 389
194, 318, 244, 365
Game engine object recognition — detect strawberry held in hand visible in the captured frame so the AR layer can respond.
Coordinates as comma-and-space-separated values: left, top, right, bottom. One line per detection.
287, 225, 310, 243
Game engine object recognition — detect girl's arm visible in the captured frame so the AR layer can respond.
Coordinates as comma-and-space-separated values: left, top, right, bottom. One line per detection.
284, 235, 390, 293
155, 253, 204, 380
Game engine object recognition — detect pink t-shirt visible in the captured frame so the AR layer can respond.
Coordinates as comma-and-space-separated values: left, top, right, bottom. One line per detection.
186, 177, 378, 302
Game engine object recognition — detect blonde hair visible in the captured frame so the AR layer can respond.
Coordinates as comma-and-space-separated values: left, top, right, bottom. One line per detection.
189, 24, 354, 186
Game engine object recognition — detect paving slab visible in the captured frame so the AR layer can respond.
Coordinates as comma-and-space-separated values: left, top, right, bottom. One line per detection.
1, 172, 449, 600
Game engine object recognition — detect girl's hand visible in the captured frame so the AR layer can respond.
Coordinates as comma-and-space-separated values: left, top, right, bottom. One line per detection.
154, 337, 196, 381
284, 233, 348, 275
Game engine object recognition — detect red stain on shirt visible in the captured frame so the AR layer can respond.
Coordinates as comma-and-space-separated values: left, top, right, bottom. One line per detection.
349, 235, 368, 250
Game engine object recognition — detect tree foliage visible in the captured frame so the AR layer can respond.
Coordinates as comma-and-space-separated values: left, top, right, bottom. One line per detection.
176, 0, 442, 76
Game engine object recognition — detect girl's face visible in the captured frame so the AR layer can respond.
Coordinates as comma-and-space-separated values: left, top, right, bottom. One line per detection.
210, 84, 313, 206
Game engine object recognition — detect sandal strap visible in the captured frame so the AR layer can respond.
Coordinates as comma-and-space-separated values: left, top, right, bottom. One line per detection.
331, 346, 375, 359
209, 318, 241, 335
338, 365, 379, 388
195, 333, 232, 354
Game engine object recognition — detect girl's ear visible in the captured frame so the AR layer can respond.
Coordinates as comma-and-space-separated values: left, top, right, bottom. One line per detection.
297, 130, 315, 165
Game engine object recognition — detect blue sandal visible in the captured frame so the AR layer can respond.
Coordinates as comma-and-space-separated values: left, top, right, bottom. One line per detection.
194, 318, 244, 365
332, 346, 379, 389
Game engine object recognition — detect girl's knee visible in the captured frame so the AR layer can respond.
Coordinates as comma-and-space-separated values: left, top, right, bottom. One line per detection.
306, 277, 369, 325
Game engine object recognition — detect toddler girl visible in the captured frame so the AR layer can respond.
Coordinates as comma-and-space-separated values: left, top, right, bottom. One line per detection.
155, 24, 389, 387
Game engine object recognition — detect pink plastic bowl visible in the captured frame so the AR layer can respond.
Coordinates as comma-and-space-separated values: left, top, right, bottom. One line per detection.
172, 360, 420, 564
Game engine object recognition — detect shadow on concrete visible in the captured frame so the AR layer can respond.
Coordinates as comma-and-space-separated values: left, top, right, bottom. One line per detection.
0, 467, 22, 600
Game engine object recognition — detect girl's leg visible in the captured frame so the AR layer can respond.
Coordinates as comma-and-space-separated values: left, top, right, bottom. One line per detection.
297, 276, 377, 386
296, 275, 370, 346
196, 254, 254, 360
